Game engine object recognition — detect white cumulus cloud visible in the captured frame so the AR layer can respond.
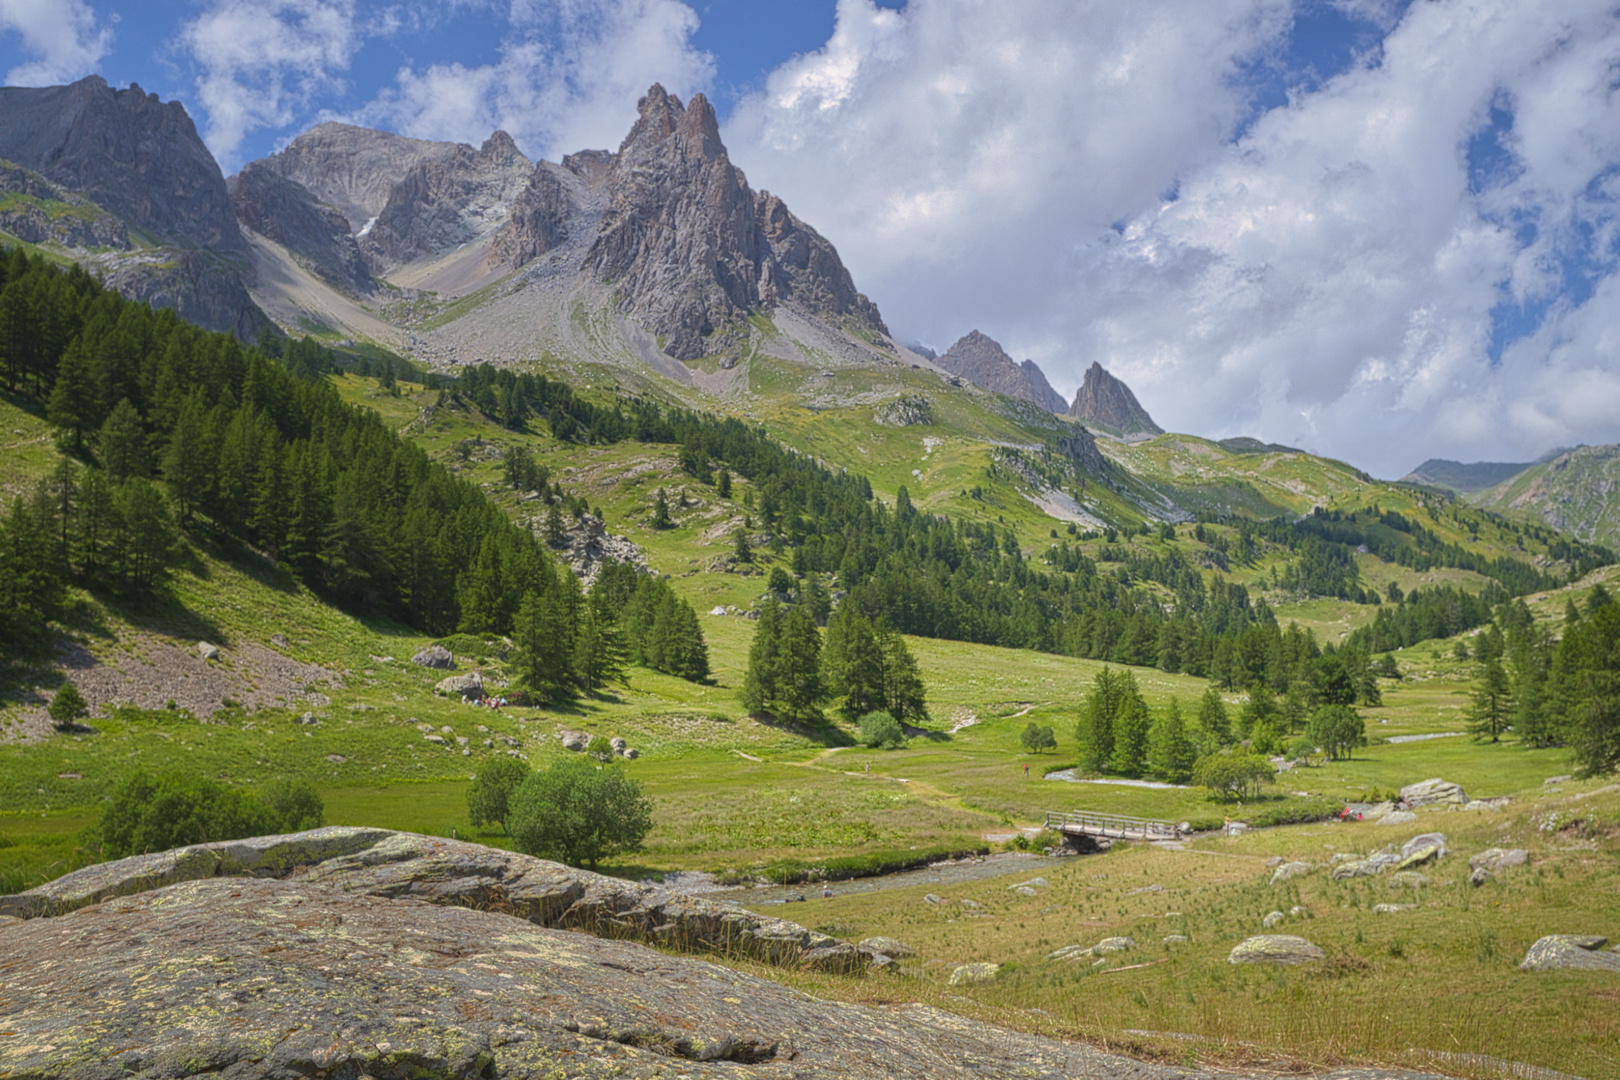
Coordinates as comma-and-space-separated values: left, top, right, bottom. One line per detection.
725, 0, 1620, 476
353, 0, 714, 159
180, 0, 361, 170
0, 0, 111, 86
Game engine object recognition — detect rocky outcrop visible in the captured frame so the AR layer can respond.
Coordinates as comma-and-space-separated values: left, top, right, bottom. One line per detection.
411, 644, 455, 670
1400, 778, 1468, 807
253, 121, 463, 232
362, 131, 533, 269
1518, 935, 1620, 972
1053, 425, 1108, 475
0, 76, 244, 254
935, 330, 1066, 412
1228, 935, 1325, 965
4, 858, 1362, 1080
1067, 361, 1163, 436
95, 248, 271, 340
491, 161, 576, 268
0, 161, 129, 249
230, 163, 374, 294
585, 84, 887, 360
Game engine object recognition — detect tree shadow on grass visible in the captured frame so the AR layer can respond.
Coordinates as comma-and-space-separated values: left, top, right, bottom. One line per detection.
747, 710, 855, 747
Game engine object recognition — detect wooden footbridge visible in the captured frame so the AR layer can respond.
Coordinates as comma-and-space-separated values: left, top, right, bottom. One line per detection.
1044, 809, 1180, 845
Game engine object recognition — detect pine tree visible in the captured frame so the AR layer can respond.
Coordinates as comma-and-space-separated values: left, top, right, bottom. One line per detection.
1198, 686, 1232, 746
775, 605, 826, 721
573, 598, 629, 695
160, 395, 211, 527
741, 599, 785, 715
1146, 699, 1196, 783
1107, 678, 1152, 777
823, 606, 884, 719
651, 488, 673, 530
545, 501, 567, 548
878, 622, 929, 724
732, 525, 752, 563
112, 478, 178, 591
1466, 654, 1514, 743
99, 398, 150, 481
715, 469, 732, 499
47, 338, 98, 453
513, 581, 577, 703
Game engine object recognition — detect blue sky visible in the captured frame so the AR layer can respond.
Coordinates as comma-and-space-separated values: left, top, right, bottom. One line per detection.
3, 0, 1620, 475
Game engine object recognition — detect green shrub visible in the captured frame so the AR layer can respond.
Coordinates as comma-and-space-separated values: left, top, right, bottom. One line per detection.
508, 757, 653, 869
258, 777, 325, 832
1191, 750, 1275, 801
48, 682, 88, 731
92, 772, 276, 859
857, 710, 906, 749
585, 736, 616, 763
1019, 722, 1057, 753
466, 757, 531, 833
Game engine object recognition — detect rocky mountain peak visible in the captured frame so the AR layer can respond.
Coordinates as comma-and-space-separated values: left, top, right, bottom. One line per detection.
1067, 361, 1162, 436
935, 331, 1067, 413
256, 122, 463, 232
0, 75, 244, 254
585, 83, 886, 361
231, 164, 374, 295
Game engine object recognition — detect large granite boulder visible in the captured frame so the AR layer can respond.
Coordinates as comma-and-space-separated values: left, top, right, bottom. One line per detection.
1228, 935, 1325, 965
435, 671, 485, 697
411, 644, 456, 670
1470, 848, 1528, 874
1400, 778, 1467, 807
1518, 935, 1620, 972
1270, 861, 1314, 885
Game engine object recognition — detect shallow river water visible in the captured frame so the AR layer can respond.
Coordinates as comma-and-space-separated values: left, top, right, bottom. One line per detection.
705, 850, 1053, 906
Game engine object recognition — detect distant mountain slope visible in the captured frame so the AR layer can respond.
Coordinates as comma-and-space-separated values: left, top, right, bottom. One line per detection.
1066, 361, 1162, 437
1403, 458, 1536, 493
934, 330, 1066, 412
1473, 444, 1620, 551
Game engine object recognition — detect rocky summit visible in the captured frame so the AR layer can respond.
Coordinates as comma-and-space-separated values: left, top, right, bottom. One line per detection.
1067, 360, 1163, 437
584, 83, 887, 360
935, 330, 1068, 412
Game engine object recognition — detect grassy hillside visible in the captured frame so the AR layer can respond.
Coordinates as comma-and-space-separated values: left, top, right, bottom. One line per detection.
1473, 444, 1620, 551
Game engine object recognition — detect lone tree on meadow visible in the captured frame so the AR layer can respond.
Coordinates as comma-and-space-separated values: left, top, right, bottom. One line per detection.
507, 757, 653, 869
1304, 704, 1365, 761
49, 681, 89, 731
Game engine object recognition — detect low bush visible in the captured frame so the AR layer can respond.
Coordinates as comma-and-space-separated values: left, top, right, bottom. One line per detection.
857, 710, 906, 749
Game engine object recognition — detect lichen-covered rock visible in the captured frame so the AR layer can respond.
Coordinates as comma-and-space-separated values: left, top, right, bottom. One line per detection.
1047, 937, 1134, 962
435, 671, 484, 697
1270, 861, 1314, 885
4, 876, 1267, 1080
1389, 871, 1430, 890
1330, 851, 1402, 880
1262, 911, 1285, 929
860, 936, 916, 959
411, 644, 456, 669
1469, 848, 1528, 873
1373, 903, 1415, 914
1518, 935, 1620, 972
1402, 832, 1448, 858
948, 962, 1002, 986
1378, 810, 1418, 825
1400, 778, 1467, 807
1228, 935, 1325, 965
1394, 844, 1443, 871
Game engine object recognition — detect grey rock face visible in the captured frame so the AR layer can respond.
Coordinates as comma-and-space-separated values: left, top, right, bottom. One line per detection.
362, 130, 534, 269
1519, 935, 1620, 972
231, 163, 374, 294
1401, 832, 1449, 859
95, 248, 272, 339
253, 121, 463, 232
1066, 361, 1163, 436
0, 76, 244, 254
585, 84, 887, 361
934, 330, 1066, 412
491, 160, 576, 268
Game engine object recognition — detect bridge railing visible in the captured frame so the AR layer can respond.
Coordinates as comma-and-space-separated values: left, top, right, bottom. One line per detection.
1044, 809, 1179, 839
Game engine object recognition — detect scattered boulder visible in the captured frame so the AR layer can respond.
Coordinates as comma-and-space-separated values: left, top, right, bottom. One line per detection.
1519, 935, 1620, 972
423, 734, 446, 746
1378, 811, 1418, 825
1469, 848, 1528, 874
1469, 867, 1492, 888
1400, 778, 1467, 807
1329, 851, 1402, 880
622, 748, 640, 760
1262, 911, 1285, 929
197, 642, 220, 662
1401, 833, 1449, 859
948, 962, 1001, 986
1394, 845, 1443, 871
1009, 877, 1049, 890
560, 730, 589, 752
1223, 822, 1248, 836
610, 736, 628, 753
435, 671, 483, 697
1228, 935, 1325, 965
859, 936, 916, 959
1361, 801, 1396, 819
411, 645, 455, 670
1389, 871, 1430, 890
1047, 938, 1134, 961
270, 634, 290, 649
1266, 856, 1283, 868
1012, 886, 1038, 897
923, 894, 945, 905
1270, 861, 1313, 885
1373, 903, 1415, 914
